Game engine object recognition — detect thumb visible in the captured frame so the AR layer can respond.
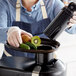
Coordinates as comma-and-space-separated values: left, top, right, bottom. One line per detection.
21, 30, 33, 37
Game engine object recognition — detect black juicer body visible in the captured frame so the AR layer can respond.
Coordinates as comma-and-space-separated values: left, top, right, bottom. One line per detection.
0, 2, 76, 76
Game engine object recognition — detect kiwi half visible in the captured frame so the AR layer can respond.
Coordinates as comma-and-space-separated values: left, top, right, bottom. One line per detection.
31, 36, 41, 46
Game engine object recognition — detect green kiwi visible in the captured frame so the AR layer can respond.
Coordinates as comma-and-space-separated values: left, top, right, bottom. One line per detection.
25, 42, 37, 50
19, 43, 30, 50
31, 36, 41, 46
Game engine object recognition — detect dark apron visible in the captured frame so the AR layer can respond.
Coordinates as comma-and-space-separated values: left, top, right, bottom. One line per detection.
4, 0, 51, 58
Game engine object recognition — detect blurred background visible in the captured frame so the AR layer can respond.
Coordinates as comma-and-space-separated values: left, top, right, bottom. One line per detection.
56, 1, 76, 76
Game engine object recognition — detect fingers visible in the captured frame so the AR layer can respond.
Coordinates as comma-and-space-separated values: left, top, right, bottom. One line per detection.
69, 12, 76, 24
8, 35, 15, 47
72, 12, 76, 21
7, 31, 21, 47
16, 31, 22, 45
73, 11, 76, 16
13, 35, 20, 47
21, 30, 33, 37
72, 16, 76, 21
69, 18, 76, 24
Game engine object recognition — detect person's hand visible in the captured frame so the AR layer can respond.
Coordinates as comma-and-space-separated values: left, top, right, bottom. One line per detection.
67, 11, 76, 28
7, 26, 32, 47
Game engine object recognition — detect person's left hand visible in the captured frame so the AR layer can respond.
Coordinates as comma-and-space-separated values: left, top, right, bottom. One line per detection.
68, 11, 76, 28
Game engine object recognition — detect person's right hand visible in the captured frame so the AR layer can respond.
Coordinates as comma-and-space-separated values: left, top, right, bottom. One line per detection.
7, 26, 32, 47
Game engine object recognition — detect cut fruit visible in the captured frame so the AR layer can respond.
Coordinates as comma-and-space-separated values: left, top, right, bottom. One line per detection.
31, 36, 41, 46
26, 42, 37, 50
21, 34, 31, 43
19, 43, 30, 50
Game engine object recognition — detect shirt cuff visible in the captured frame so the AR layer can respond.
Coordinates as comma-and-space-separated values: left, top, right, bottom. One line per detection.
65, 24, 76, 34
0, 27, 9, 43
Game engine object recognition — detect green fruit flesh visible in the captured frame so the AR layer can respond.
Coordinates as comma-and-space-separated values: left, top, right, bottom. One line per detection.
25, 42, 37, 50
20, 43, 30, 50
31, 36, 41, 46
